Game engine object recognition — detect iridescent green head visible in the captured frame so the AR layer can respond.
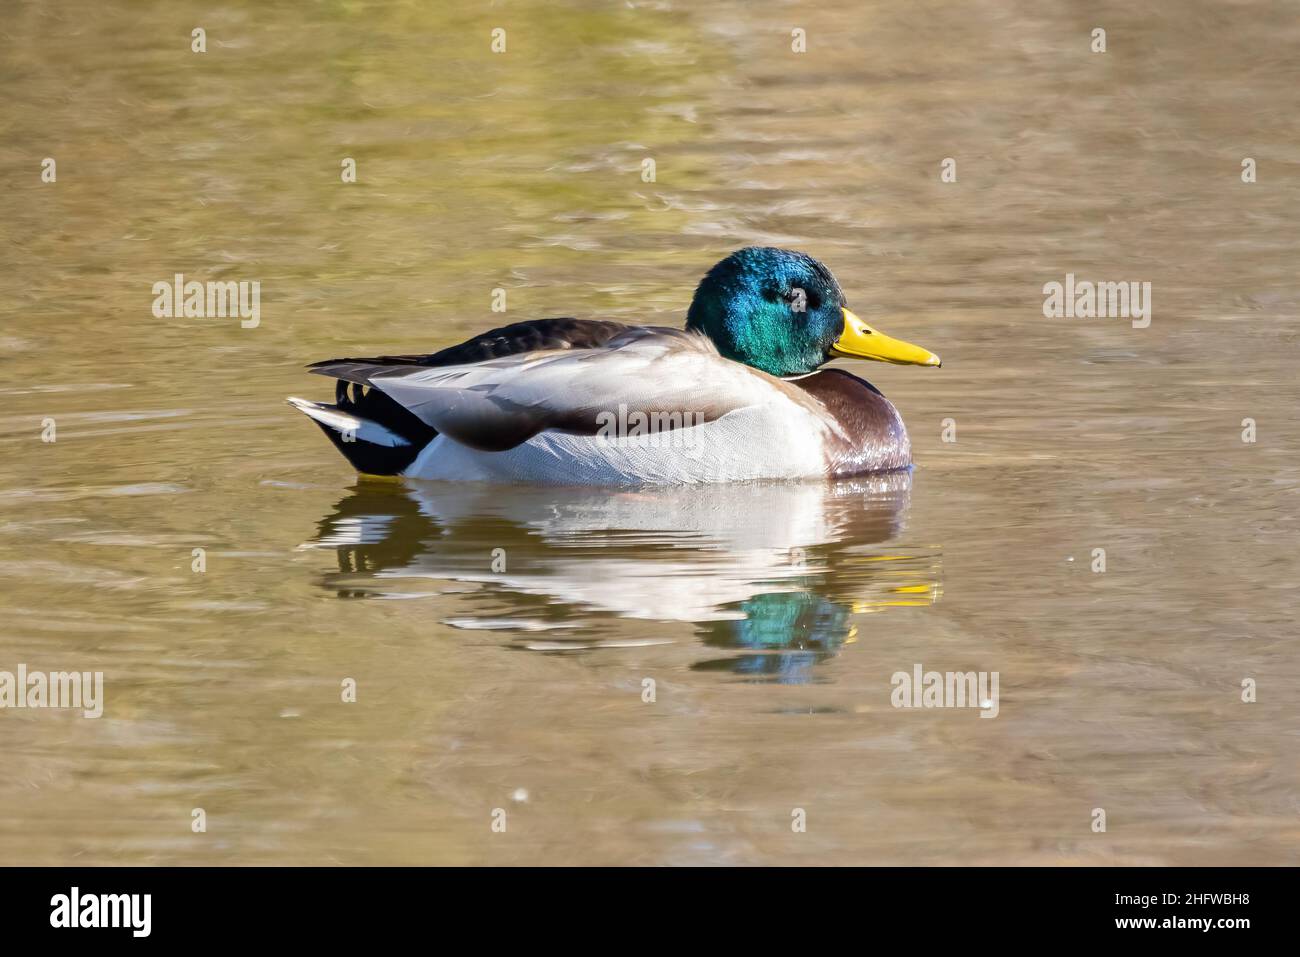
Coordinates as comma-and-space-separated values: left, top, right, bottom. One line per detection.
686, 247, 941, 377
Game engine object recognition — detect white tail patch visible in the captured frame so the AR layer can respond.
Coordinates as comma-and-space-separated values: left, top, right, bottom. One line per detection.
286, 397, 410, 447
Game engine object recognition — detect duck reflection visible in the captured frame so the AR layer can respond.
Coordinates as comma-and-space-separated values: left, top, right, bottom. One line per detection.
302, 475, 940, 683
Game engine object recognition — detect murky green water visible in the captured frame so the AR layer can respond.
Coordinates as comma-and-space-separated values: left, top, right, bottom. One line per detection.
2, 1, 1298, 864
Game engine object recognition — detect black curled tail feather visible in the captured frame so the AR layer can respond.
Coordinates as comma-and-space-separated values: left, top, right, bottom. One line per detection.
290, 383, 438, 476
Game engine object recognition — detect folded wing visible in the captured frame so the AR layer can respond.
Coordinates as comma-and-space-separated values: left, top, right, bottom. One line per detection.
316, 327, 817, 453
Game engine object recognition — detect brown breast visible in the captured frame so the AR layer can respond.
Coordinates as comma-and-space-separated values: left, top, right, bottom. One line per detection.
790, 369, 912, 476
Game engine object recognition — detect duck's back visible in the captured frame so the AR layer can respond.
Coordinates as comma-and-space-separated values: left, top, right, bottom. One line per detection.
314, 318, 630, 384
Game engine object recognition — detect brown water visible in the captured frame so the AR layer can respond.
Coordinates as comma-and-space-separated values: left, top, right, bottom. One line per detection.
2, 0, 1298, 865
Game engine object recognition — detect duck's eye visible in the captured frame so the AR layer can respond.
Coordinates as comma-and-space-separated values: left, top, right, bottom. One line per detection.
761, 287, 781, 304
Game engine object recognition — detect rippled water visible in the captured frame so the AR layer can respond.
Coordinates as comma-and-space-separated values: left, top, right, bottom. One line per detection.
2, 1, 1298, 864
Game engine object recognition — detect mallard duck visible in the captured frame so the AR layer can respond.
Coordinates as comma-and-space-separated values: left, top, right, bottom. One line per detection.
288, 247, 940, 485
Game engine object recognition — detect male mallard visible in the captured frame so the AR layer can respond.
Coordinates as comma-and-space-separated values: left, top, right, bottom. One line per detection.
288, 247, 940, 485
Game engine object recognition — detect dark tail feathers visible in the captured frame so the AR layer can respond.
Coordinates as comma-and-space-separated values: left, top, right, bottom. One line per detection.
288, 380, 437, 476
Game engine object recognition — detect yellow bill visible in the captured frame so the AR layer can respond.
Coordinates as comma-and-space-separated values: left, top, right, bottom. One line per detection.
830, 308, 941, 367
